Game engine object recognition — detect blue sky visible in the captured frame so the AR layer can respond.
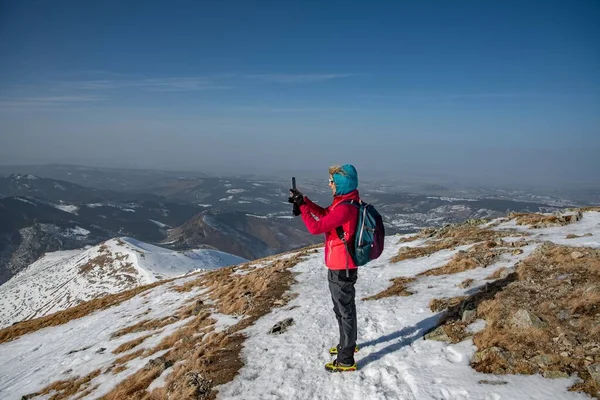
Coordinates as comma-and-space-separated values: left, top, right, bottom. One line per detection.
0, 0, 598, 185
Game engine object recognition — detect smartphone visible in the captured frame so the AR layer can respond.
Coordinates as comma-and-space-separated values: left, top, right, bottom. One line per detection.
292, 177, 296, 190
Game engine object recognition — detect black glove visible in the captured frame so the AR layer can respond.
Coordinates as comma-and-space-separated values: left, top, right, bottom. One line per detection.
288, 189, 304, 206
288, 189, 304, 216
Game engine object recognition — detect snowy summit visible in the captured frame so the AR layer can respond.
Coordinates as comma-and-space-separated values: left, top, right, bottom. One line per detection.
0, 209, 599, 399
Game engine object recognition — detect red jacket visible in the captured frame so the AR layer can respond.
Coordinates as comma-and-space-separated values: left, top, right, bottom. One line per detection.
299, 190, 360, 270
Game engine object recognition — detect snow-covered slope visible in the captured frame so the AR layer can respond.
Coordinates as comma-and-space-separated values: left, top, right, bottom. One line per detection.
0, 237, 246, 329
0, 211, 599, 400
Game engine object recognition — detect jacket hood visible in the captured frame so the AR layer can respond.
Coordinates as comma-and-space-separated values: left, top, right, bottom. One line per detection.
332, 164, 358, 196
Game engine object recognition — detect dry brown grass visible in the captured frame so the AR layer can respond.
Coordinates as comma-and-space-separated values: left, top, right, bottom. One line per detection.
73, 384, 100, 400
363, 277, 416, 300
101, 365, 165, 400
0, 281, 168, 344
111, 317, 177, 339
114, 349, 146, 366
391, 225, 524, 264
22, 369, 101, 400
510, 211, 582, 228
93, 249, 314, 400
419, 241, 508, 277
430, 243, 600, 398
112, 334, 154, 354
398, 234, 421, 243
429, 296, 467, 313
485, 267, 510, 280
111, 365, 128, 375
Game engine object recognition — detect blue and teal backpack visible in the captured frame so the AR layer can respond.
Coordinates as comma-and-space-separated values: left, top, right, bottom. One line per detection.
336, 200, 385, 266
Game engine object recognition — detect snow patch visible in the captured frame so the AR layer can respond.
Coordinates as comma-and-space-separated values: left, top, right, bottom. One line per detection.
246, 214, 267, 219
68, 226, 90, 236
15, 197, 37, 206
53, 204, 79, 214
149, 219, 170, 228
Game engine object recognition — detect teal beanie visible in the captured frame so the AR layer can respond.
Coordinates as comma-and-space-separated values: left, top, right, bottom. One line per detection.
332, 164, 358, 195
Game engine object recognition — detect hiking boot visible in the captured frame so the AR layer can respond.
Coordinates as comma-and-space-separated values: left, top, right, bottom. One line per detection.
329, 345, 359, 356
325, 359, 357, 373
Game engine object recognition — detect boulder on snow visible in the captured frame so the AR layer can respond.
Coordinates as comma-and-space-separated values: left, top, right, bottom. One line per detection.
269, 318, 294, 335
424, 326, 451, 342
461, 309, 477, 324
542, 370, 570, 379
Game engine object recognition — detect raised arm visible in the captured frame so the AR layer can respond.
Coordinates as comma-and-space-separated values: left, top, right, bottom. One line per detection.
301, 197, 329, 219
300, 203, 355, 235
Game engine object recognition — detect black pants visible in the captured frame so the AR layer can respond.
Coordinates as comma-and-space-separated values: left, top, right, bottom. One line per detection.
328, 268, 358, 365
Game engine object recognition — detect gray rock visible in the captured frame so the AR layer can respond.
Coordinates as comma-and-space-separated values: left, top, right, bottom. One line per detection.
144, 356, 173, 372
532, 354, 553, 368
462, 309, 477, 324
424, 326, 451, 342
588, 363, 600, 386
542, 370, 569, 379
571, 251, 584, 260
478, 380, 508, 385
498, 267, 515, 280
269, 318, 294, 335
584, 285, 600, 295
193, 300, 204, 315
558, 310, 571, 321
510, 309, 548, 329
167, 371, 212, 400
458, 279, 474, 289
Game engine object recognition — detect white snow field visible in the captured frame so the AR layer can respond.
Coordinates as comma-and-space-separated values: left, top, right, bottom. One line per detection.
0, 237, 246, 329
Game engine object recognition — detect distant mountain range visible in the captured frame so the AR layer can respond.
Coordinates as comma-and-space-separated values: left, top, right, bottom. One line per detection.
164, 208, 322, 260
0, 174, 316, 285
0, 166, 582, 289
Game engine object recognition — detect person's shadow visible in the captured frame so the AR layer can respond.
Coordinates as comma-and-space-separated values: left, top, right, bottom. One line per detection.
357, 314, 441, 369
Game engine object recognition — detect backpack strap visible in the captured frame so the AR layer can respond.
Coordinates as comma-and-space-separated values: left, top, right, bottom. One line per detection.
335, 200, 359, 241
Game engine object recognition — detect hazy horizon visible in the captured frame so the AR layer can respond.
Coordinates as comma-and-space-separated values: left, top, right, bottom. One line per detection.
1, 1, 598, 188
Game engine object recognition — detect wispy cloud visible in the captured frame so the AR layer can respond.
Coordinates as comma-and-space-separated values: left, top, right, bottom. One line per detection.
136, 78, 231, 92
0, 71, 362, 109
247, 73, 360, 83
359, 92, 538, 101
230, 105, 366, 113
48, 77, 230, 92
0, 95, 105, 109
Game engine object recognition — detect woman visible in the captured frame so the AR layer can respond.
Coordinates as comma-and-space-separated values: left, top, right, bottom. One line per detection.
289, 164, 360, 372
